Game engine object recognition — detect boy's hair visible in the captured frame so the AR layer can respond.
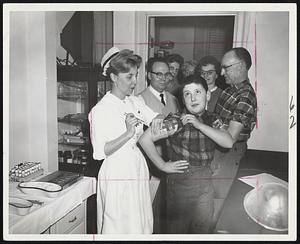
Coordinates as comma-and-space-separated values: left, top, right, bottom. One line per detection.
181, 74, 209, 94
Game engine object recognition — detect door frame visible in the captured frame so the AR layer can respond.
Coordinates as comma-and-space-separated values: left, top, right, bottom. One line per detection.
134, 11, 254, 93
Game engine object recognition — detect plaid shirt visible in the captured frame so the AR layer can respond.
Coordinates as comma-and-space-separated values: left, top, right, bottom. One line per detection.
166, 110, 216, 167
214, 80, 257, 142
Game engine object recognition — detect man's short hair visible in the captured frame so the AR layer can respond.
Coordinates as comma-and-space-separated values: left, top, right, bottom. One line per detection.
232, 47, 252, 70
146, 57, 169, 73
196, 56, 221, 75
166, 54, 184, 67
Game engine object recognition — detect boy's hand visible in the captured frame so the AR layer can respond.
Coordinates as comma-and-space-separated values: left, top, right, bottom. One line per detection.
161, 160, 189, 173
181, 114, 202, 129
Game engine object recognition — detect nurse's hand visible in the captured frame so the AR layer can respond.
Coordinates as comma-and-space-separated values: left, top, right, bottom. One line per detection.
161, 160, 189, 173
125, 113, 139, 138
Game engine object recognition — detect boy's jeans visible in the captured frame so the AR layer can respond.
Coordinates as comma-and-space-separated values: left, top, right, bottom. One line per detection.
164, 165, 214, 233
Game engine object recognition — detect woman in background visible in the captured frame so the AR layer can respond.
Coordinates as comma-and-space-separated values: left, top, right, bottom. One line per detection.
195, 55, 223, 113
88, 47, 188, 234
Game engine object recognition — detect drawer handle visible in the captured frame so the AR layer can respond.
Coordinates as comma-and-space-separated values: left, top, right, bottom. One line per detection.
68, 216, 77, 223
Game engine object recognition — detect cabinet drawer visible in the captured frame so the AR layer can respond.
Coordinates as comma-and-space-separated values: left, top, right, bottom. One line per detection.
55, 203, 85, 234
68, 221, 85, 234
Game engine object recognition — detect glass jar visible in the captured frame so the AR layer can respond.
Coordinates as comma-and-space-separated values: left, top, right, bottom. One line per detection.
162, 113, 183, 133
79, 148, 88, 165
81, 155, 88, 165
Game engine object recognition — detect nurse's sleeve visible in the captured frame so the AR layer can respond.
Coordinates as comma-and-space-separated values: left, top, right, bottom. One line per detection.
135, 96, 158, 126
88, 106, 110, 160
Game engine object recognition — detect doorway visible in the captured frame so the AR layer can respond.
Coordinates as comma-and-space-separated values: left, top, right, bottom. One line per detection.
148, 16, 235, 63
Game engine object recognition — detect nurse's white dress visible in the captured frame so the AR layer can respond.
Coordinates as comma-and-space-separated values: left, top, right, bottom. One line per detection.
88, 92, 158, 234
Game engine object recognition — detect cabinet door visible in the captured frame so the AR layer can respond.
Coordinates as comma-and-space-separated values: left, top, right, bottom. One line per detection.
57, 78, 90, 174
96, 79, 112, 102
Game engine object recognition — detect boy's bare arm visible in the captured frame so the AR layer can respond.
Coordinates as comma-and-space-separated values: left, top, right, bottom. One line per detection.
139, 128, 188, 173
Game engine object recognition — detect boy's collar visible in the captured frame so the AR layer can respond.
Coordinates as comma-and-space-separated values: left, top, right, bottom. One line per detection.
182, 108, 206, 119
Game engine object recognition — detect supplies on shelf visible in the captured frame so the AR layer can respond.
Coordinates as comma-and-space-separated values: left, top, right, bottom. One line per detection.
57, 81, 88, 100
62, 135, 87, 145
58, 148, 89, 165
58, 113, 87, 124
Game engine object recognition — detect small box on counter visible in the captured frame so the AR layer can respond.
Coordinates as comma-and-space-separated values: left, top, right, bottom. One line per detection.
9, 162, 44, 182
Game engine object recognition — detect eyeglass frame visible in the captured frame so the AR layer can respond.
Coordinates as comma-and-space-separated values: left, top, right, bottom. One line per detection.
150, 71, 173, 80
221, 62, 242, 70
200, 70, 216, 76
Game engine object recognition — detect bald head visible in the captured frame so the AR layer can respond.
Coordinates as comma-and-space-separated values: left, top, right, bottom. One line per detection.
231, 47, 252, 70
221, 48, 251, 84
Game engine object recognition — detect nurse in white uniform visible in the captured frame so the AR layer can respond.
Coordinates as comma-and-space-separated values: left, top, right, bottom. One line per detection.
89, 47, 188, 234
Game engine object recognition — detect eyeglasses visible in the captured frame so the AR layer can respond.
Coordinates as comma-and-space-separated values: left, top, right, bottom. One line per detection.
150, 71, 173, 80
200, 70, 216, 76
221, 62, 241, 70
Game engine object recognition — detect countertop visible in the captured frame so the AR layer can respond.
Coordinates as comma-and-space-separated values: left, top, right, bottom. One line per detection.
8, 175, 97, 234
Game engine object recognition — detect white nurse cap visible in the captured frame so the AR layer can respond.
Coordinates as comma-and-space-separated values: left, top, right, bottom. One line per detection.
101, 47, 120, 76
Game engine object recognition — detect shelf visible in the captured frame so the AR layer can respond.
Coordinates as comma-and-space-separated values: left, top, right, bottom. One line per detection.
58, 113, 88, 125
59, 142, 88, 147
57, 81, 88, 102
59, 140, 89, 147
58, 95, 86, 102
58, 135, 89, 146
58, 118, 87, 125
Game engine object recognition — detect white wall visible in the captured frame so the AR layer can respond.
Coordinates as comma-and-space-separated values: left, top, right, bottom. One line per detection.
247, 12, 289, 152
113, 11, 136, 51
114, 11, 147, 94
9, 12, 58, 171
114, 11, 289, 152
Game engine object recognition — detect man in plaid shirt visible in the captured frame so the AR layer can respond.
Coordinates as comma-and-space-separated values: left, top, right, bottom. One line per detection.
210, 47, 257, 229
140, 75, 236, 233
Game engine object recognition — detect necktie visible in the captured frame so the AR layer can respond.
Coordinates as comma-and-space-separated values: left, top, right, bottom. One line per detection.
160, 93, 166, 106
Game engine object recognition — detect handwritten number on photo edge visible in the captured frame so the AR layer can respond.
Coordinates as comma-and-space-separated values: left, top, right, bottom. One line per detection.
289, 96, 296, 129
289, 116, 296, 129
289, 96, 295, 112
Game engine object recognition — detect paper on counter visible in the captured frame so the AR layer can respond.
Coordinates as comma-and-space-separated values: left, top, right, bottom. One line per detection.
238, 173, 288, 188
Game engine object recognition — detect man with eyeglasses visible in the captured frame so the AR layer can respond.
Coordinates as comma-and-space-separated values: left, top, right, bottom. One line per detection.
138, 57, 180, 233
195, 56, 224, 113
138, 57, 180, 117
209, 47, 257, 230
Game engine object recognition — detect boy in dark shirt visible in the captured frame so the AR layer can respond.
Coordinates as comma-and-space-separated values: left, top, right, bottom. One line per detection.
139, 74, 235, 233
